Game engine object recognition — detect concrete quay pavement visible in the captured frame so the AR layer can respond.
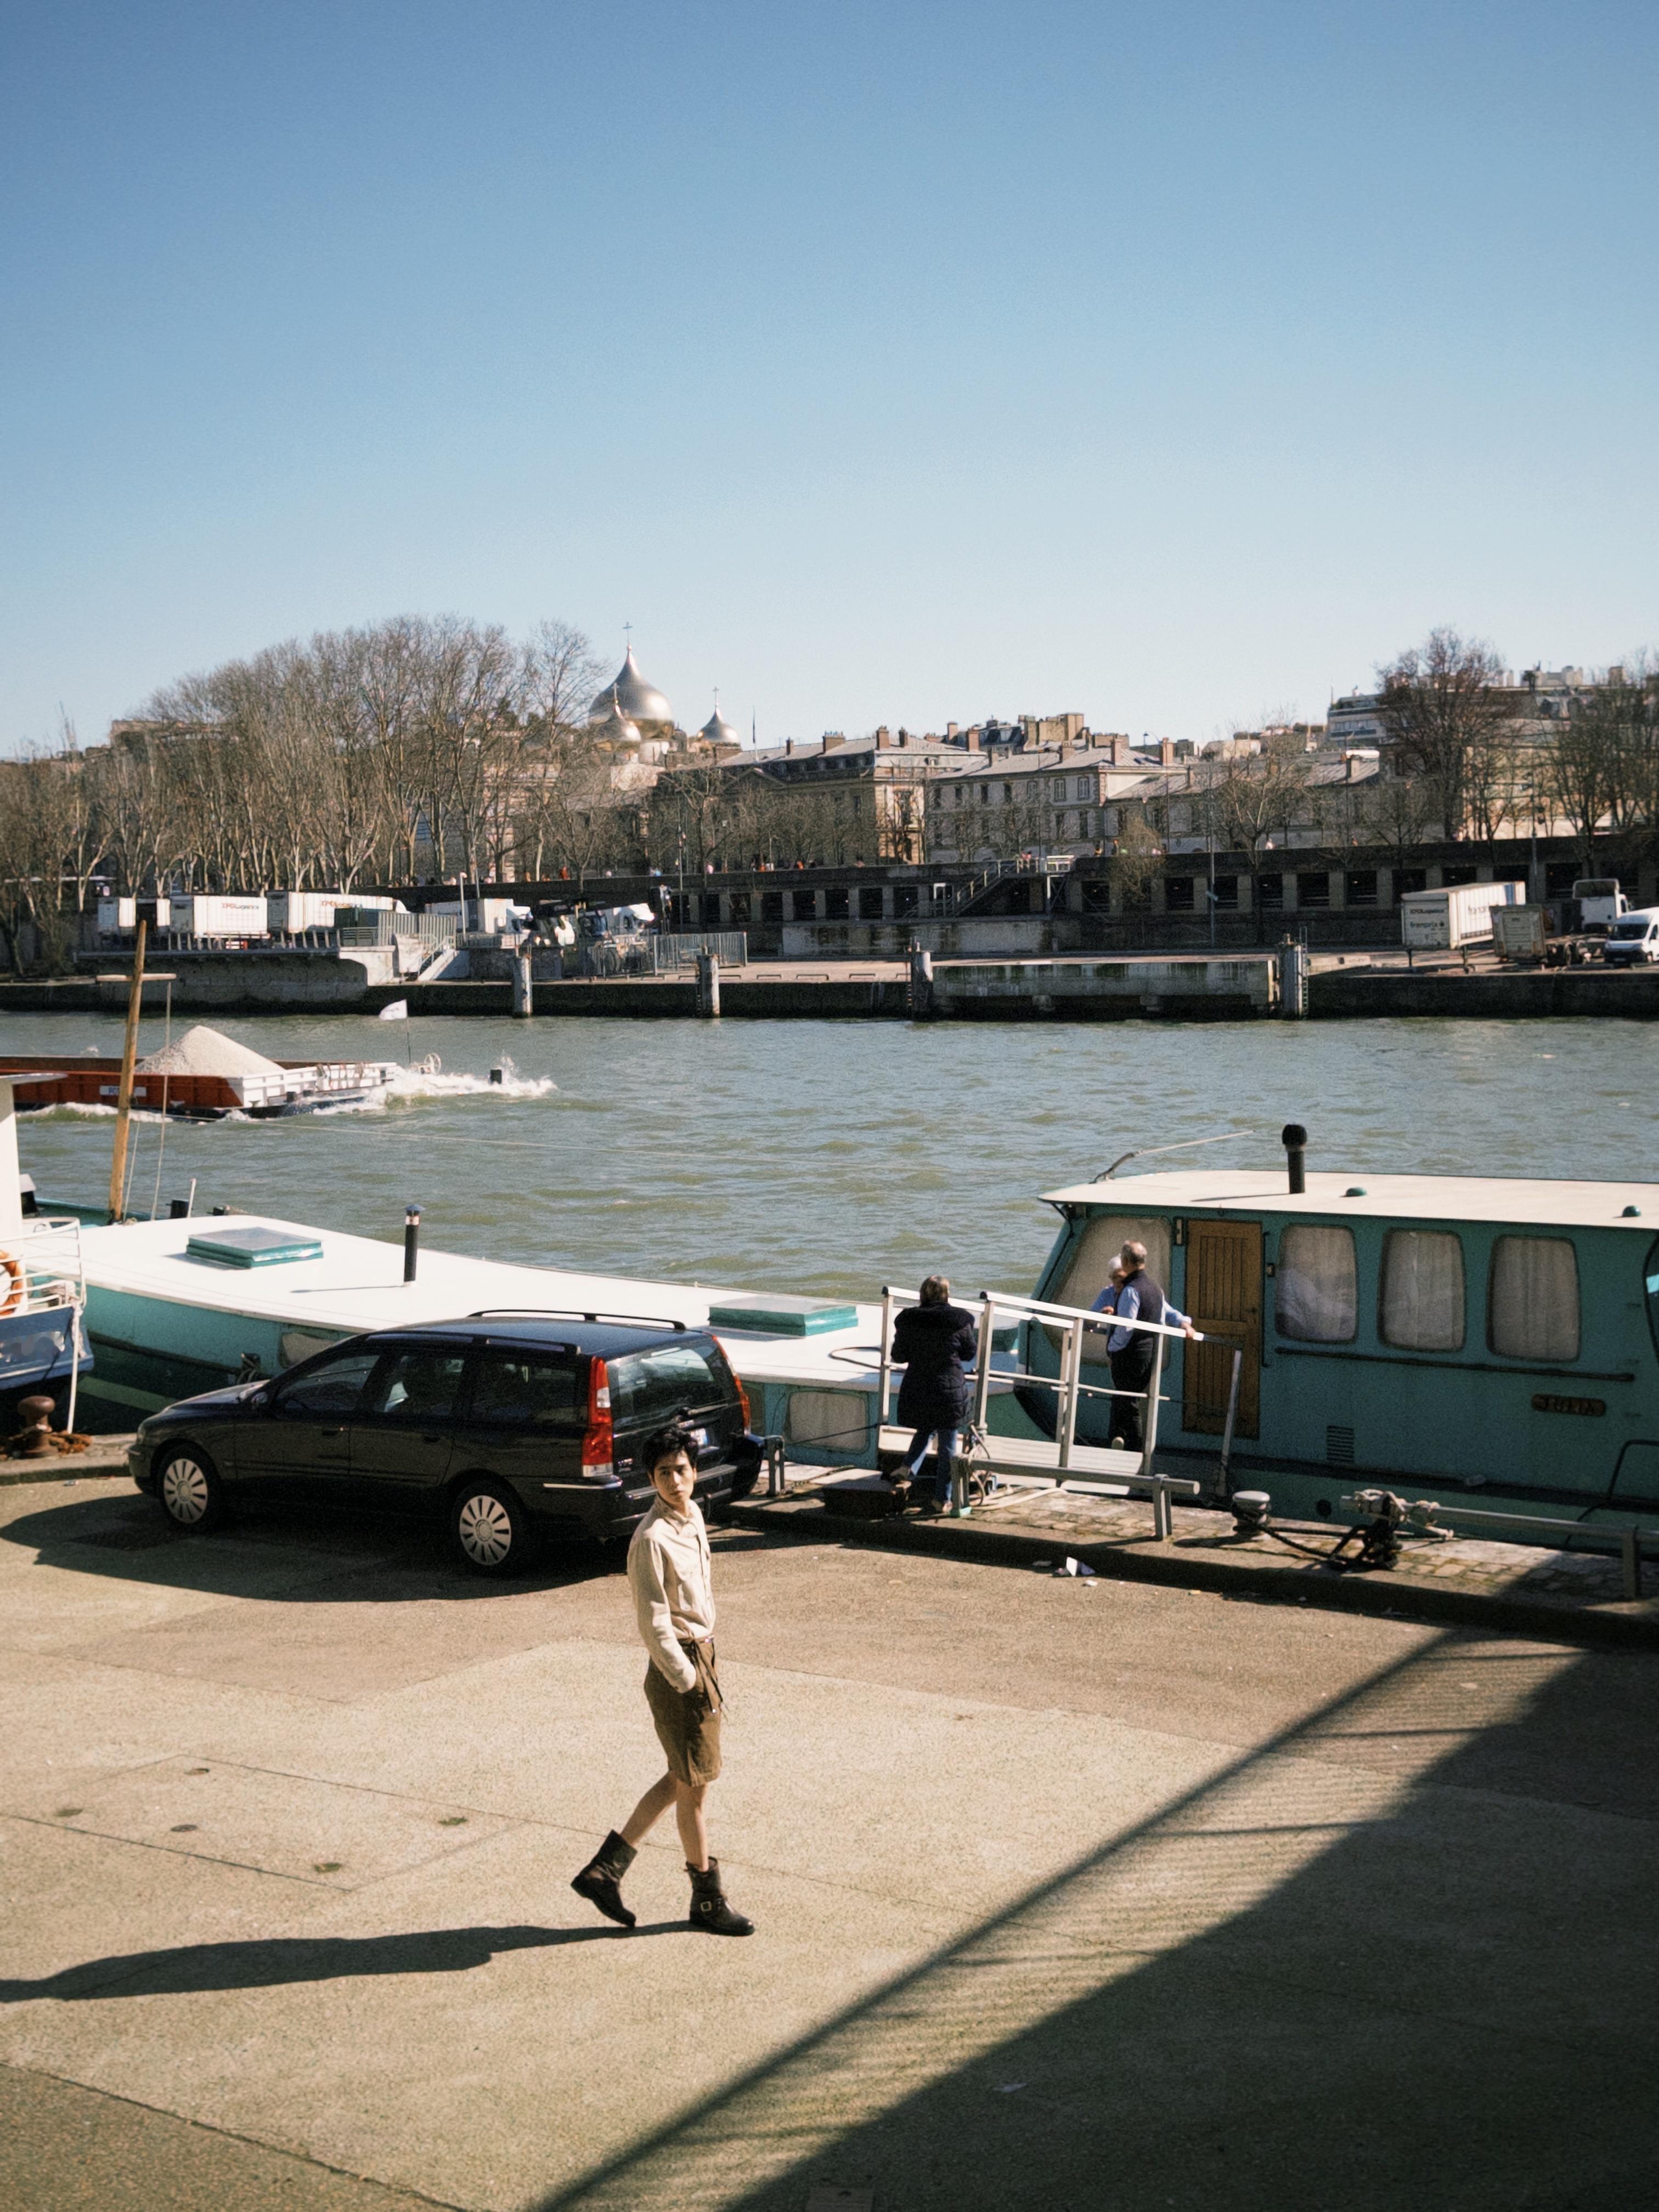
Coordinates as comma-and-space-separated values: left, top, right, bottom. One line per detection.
1, 1474, 1655, 2212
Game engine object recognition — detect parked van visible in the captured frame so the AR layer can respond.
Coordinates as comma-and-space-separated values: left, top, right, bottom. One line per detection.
1601, 908, 1659, 966
1573, 878, 1629, 932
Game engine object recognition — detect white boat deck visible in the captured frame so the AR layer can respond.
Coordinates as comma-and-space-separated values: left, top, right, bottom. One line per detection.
75, 1213, 890, 1395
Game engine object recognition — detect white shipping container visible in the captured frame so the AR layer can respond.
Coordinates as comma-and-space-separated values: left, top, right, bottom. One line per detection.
167, 895, 271, 938
1399, 880, 1523, 950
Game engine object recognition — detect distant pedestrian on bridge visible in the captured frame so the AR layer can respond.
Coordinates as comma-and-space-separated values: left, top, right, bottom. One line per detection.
890, 1275, 979, 1514
1104, 1242, 1195, 1456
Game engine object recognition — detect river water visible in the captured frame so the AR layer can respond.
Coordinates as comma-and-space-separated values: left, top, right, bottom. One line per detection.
5, 1012, 1655, 1302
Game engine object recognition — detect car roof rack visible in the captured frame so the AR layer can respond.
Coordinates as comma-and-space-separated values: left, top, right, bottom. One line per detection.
465, 1307, 690, 1333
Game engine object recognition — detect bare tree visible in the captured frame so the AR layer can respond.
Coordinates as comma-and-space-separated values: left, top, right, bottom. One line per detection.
1375, 628, 1517, 843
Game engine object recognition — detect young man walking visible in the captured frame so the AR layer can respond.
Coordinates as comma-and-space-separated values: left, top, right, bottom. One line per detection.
571, 1422, 753, 1937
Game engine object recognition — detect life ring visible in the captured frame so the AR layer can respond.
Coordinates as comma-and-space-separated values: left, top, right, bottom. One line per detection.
0, 1253, 21, 1316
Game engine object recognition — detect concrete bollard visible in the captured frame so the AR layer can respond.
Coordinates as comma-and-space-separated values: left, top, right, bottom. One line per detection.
696, 952, 721, 1018
511, 949, 533, 1018
907, 946, 934, 1019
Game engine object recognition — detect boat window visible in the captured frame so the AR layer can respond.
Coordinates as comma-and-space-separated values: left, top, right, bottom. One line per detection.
1488, 1237, 1579, 1362
1646, 1239, 1659, 1365
608, 1340, 730, 1426
1276, 1224, 1357, 1342
366, 1348, 469, 1422
1379, 1230, 1465, 1351
1049, 1215, 1172, 1321
470, 1351, 579, 1428
274, 1349, 380, 1415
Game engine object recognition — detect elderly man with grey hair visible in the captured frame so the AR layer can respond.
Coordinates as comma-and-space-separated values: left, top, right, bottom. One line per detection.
1098, 1240, 1195, 1455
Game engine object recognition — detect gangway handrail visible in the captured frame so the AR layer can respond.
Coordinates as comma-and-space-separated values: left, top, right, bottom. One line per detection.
876, 1279, 1205, 1539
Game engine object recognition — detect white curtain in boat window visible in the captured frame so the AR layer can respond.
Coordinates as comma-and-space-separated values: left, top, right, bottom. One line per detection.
1489, 1235, 1579, 1362
1379, 1229, 1466, 1351
1276, 1224, 1357, 1341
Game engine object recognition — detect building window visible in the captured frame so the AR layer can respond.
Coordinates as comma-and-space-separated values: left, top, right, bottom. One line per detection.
1380, 1230, 1465, 1351
1345, 869, 1378, 906
1276, 1224, 1358, 1342
760, 890, 784, 923
1051, 779, 1066, 802
1397, 867, 1427, 896
1544, 861, 1578, 899
893, 883, 918, 918
728, 891, 752, 923
1164, 876, 1196, 912
823, 886, 850, 920
1297, 871, 1330, 909
1488, 1237, 1579, 1362
1002, 783, 1013, 804
857, 886, 883, 920
1257, 872, 1284, 910
1081, 879, 1113, 913
789, 889, 816, 922
700, 893, 722, 926
1443, 864, 1479, 886
1212, 874, 1239, 910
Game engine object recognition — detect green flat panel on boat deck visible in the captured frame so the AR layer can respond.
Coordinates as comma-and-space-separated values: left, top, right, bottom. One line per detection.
706, 1294, 858, 1336
184, 1227, 325, 1268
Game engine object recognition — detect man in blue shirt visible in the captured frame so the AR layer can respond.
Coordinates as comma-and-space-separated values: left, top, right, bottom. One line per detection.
1091, 1241, 1195, 1454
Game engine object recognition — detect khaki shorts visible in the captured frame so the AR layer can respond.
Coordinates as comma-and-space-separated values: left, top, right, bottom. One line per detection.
644, 1639, 723, 1786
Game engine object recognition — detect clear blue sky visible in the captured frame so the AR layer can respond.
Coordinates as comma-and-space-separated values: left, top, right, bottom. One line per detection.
3, 0, 1654, 753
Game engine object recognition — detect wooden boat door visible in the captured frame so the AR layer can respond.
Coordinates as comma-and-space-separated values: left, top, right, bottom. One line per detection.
1183, 1219, 1262, 1437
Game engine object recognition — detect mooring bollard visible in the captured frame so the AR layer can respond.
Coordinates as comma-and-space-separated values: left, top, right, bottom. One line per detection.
696, 952, 721, 1018
403, 1204, 421, 1283
511, 947, 533, 1018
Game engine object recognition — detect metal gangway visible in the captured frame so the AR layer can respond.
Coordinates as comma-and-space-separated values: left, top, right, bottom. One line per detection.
13, 1212, 89, 1432
874, 1284, 1241, 1538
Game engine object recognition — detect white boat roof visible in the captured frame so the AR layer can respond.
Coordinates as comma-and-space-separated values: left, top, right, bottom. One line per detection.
1040, 1169, 1659, 1232
74, 1215, 889, 1391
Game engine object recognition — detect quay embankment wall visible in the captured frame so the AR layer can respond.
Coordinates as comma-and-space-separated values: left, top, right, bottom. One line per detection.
9, 958, 1659, 1020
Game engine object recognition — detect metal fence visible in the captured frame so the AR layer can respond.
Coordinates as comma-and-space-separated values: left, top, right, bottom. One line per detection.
648, 931, 749, 971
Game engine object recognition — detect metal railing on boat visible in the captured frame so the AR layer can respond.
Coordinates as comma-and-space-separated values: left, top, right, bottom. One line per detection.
874, 1283, 1234, 1539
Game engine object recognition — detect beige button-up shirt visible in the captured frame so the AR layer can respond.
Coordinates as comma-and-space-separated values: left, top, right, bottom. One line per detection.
627, 1498, 715, 1692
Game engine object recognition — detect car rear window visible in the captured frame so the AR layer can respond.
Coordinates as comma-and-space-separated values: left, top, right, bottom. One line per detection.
470, 1350, 580, 1427
608, 1340, 732, 1427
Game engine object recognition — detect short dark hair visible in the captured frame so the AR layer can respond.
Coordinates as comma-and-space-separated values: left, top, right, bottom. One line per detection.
642, 1421, 699, 1476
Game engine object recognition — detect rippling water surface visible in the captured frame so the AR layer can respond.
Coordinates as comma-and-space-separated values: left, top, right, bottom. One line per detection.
7, 1012, 1657, 1300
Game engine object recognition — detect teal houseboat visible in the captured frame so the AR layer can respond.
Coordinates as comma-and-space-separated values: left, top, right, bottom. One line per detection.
1025, 1158, 1659, 1530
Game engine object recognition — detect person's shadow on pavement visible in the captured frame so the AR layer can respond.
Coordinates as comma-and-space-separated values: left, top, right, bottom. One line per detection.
0, 1922, 681, 2004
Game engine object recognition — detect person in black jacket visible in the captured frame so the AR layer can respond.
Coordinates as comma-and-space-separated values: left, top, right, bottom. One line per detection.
890, 1276, 979, 1514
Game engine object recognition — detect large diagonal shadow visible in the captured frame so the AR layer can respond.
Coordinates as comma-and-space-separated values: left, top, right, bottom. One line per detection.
532, 1632, 1659, 2211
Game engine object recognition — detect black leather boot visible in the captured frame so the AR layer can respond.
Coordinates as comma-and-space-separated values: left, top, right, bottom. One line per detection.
572, 1830, 637, 1927
687, 1858, 754, 1937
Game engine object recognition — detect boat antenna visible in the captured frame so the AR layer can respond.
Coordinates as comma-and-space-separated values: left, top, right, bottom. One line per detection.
1093, 1128, 1259, 1181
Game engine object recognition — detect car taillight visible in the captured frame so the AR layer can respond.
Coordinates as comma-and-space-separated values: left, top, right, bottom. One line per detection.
714, 1337, 752, 1430
582, 1358, 614, 1480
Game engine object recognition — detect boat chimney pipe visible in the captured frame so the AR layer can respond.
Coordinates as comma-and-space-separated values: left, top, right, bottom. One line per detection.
404, 1205, 421, 1283
1282, 1124, 1307, 1195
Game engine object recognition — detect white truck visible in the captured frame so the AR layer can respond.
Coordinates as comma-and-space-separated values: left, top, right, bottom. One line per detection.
1398, 880, 1524, 952
1572, 878, 1629, 933
1601, 907, 1659, 966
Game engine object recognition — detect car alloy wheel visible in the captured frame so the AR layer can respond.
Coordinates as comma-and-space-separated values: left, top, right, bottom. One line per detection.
157, 1449, 223, 1531
451, 1483, 526, 1575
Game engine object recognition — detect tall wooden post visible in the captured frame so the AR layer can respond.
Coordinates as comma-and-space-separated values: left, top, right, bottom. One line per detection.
108, 921, 148, 1222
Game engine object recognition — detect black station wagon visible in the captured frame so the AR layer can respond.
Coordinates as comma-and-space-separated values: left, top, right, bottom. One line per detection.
127, 1315, 764, 1574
